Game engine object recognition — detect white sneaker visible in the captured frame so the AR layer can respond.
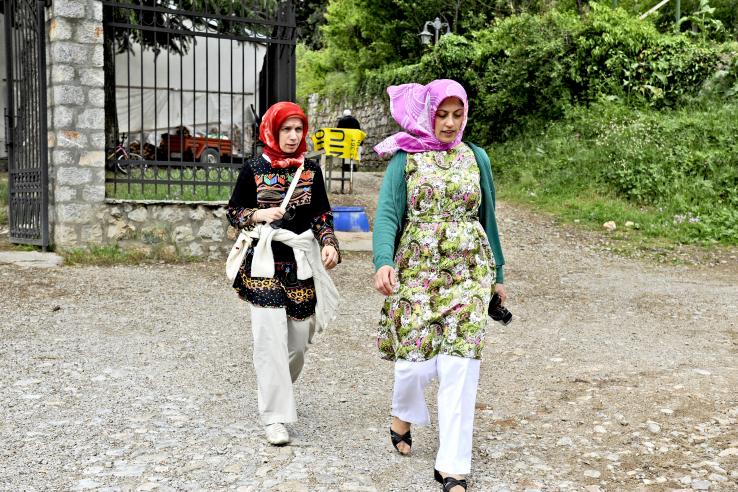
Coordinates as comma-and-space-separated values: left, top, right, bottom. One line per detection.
264, 423, 290, 446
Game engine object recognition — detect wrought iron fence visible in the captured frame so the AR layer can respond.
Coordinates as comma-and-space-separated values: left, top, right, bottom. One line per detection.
4, 0, 50, 247
103, 0, 296, 200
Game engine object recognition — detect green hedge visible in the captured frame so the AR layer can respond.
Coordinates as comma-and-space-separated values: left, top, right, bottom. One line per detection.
362, 5, 736, 144
491, 100, 738, 245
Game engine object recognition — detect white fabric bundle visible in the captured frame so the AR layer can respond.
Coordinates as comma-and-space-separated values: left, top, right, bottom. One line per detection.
226, 224, 339, 333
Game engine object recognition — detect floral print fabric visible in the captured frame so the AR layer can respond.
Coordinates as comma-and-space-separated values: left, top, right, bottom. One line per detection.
378, 144, 495, 361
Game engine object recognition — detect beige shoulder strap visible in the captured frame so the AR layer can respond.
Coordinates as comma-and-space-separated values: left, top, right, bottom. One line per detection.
280, 163, 305, 210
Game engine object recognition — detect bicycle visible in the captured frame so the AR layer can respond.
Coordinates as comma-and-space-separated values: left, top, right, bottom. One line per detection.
106, 134, 143, 174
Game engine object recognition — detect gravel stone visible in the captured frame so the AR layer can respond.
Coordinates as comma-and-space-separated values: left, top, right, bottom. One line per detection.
2, 186, 737, 490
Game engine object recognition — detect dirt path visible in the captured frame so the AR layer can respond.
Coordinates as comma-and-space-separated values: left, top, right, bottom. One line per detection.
1, 183, 737, 491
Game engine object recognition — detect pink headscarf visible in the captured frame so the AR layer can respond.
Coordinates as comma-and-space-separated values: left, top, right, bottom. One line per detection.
373, 79, 468, 157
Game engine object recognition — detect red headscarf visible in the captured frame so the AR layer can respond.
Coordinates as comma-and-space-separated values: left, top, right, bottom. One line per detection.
259, 101, 309, 169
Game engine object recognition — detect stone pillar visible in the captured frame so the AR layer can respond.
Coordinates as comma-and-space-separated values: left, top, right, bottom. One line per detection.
46, 0, 105, 247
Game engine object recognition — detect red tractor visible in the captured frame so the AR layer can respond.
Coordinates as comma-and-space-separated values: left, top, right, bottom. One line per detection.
158, 126, 233, 164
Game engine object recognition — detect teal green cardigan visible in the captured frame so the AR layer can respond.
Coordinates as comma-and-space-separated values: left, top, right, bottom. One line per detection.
372, 143, 505, 283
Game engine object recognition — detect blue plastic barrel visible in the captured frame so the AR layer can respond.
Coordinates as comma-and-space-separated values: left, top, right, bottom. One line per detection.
332, 206, 370, 232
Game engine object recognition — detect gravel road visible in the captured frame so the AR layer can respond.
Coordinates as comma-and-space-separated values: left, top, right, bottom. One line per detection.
1, 186, 737, 491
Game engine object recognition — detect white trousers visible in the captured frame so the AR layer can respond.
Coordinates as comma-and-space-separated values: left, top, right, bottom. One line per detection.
250, 306, 315, 425
392, 355, 481, 475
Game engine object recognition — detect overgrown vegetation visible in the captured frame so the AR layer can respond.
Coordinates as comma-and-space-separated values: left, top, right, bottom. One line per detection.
61, 244, 201, 266
297, 1, 737, 248
298, 0, 738, 101
360, 6, 737, 144
491, 101, 738, 245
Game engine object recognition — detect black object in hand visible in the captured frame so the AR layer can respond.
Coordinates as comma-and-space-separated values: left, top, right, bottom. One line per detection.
269, 206, 296, 229
488, 293, 512, 325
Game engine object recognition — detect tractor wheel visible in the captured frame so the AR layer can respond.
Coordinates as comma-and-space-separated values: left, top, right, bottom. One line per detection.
200, 148, 220, 165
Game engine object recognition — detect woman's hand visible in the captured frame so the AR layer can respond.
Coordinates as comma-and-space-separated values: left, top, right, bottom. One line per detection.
374, 265, 397, 296
252, 207, 284, 224
495, 283, 507, 304
321, 245, 339, 270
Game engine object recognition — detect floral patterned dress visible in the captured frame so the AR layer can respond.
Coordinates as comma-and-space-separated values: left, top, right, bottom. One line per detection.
378, 144, 496, 361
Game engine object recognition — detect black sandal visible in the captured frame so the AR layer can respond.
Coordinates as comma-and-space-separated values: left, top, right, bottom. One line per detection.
390, 427, 412, 455
434, 469, 468, 491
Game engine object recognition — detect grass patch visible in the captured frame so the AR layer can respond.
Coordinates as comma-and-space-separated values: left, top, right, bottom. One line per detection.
491, 100, 738, 247
105, 166, 236, 201
61, 244, 202, 266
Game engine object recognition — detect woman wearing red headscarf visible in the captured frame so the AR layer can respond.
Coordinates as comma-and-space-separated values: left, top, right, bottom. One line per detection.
227, 102, 340, 446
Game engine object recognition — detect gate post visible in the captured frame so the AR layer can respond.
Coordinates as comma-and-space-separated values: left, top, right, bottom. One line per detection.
46, 0, 106, 247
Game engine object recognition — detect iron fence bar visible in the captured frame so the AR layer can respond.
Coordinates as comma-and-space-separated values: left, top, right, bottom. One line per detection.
101, 0, 290, 28
36, 0, 49, 249
178, 16, 183, 194
166, 22, 170, 196
105, 22, 295, 45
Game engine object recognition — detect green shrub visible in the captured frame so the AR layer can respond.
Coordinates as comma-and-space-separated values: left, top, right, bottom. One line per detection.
491, 100, 738, 244
358, 6, 731, 144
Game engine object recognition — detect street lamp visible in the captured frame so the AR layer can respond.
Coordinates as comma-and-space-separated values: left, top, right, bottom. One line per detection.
419, 17, 450, 46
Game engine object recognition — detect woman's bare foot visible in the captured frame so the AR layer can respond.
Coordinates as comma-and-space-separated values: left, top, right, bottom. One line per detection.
390, 416, 411, 455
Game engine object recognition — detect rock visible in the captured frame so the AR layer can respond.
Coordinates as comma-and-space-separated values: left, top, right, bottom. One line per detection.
647, 422, 661, 433
584, 469, 601, 479
594, 425, 607, 434
693, 369, 712, 376
128, 207, 148, 222
172, 225, 194, 243
107, 221, 136, 240
557, 436, 574, 447
223, 463, 242, 474
603, 221, 616, 231
719, 448, 738, 457
273, 481, 310, 492
692, 479, 711, 490
74, 479, 101, 490
624, 221, 635, 228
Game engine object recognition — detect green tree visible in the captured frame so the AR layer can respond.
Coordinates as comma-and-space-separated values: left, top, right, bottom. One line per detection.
296, 0, 329, 48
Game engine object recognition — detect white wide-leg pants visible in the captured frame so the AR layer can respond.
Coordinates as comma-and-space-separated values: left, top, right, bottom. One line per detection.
392, 354, 481, 475
250, 306, 315, 425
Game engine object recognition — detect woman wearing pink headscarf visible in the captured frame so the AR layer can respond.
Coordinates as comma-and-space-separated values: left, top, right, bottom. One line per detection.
372, 80, 508, 491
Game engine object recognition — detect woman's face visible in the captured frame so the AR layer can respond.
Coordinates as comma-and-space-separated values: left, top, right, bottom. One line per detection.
434, 97, 464, 144
278, 117, 304, 154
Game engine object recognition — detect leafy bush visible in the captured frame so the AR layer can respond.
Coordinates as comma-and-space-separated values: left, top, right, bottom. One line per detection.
357, 5, 731, 144
491, 100, 738, 244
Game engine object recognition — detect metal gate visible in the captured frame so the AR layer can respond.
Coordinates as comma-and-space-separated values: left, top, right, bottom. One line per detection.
3, 0, 49, 248
103, 0, 297, 200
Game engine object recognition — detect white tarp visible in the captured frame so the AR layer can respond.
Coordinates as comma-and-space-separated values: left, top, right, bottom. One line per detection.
115, 36, 267, 146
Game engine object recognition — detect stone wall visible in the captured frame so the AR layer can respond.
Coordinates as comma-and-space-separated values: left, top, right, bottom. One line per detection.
46, 0, 107, 247
305, 93, 397, 170
42, 0, 240, 258
103, 201, 235, 259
